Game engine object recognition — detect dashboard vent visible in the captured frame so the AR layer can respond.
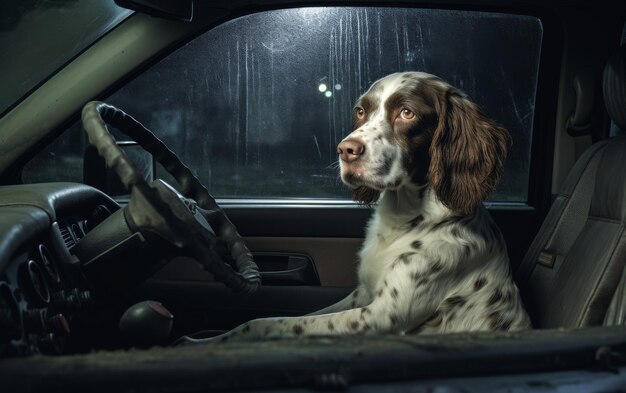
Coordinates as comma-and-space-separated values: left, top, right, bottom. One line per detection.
59, 223, 76, 249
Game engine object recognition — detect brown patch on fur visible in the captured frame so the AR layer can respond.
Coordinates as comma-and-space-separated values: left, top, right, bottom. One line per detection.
474, 277, 487, 291
430, 261, 443, 273
327, 321, 335, 331
423, 311, 442, 327
398, 252, 416, 264
391, 288, 399, 299
487, 312, 512, 330
487, 312, 501, 329
411, 240, 423, 249
444, 296, 467, 308
463, 244, 472, 258
432, 215, 463, 230
407, 215, 424, 228
349, 320, 360, 330
292, 325, 304, 335
353, 95, 377, 129
487, 289, 503, 306
428, 87, 511, 214
499, 319, 513, 330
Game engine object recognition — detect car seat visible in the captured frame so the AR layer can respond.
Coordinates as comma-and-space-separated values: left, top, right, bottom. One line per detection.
516, 44, 626, 328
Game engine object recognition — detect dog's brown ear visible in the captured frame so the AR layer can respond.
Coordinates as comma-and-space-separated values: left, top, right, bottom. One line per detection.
428, 89, 511, 214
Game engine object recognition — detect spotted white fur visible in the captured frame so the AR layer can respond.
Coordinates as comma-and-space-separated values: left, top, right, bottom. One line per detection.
189, 72, 531, 343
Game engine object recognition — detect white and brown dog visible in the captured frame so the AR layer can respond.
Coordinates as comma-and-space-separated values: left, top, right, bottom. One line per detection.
195, 72, 531, 342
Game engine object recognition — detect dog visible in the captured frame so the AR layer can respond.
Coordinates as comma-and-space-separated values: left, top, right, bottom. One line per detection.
191, 72, 531, 343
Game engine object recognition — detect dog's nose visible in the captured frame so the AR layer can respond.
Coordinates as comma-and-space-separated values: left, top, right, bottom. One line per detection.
337, 139, 365, 163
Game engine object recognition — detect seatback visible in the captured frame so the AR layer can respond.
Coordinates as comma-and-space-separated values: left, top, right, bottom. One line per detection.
516, 45, 626, 329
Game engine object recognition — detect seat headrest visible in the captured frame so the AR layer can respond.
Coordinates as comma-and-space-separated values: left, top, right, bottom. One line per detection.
603, 44, 626, 130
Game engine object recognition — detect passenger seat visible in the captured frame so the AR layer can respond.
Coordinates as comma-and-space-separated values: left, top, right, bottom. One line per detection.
516, 44, 626, 328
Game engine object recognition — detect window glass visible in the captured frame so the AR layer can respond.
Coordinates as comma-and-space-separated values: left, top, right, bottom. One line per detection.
0, 1, 131, 115
24, 7, 543, 202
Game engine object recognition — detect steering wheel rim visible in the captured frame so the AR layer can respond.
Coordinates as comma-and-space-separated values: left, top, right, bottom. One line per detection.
81, 101, 260, 293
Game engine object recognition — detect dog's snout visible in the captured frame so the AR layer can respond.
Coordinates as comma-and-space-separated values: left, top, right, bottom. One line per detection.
337, 139, 365, 163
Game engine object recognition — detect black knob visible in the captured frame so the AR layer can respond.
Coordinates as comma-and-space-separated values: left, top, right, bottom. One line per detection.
119, 301, 173, 348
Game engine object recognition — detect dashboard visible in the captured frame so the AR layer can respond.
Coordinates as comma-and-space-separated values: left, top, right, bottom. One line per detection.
0, 183, 119, 356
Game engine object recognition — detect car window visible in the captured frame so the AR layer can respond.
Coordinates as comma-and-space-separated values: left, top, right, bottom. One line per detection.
0, 1, 131, 116
23, 7, 542, 202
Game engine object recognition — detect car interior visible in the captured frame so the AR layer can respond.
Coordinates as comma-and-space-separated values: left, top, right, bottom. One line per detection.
0, 0, 625, 391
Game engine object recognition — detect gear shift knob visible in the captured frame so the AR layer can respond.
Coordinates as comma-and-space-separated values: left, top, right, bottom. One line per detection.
119, 300, 173, 348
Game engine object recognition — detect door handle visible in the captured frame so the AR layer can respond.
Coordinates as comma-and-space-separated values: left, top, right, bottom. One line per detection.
253, 252, 320, 286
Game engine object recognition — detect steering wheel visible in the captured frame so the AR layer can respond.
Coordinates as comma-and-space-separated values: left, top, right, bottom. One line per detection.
79, 101, 260, 294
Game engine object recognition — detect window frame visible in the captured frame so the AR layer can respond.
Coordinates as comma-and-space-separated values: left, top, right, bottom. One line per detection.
20, 5, 555, 212
11, 4, 560, 215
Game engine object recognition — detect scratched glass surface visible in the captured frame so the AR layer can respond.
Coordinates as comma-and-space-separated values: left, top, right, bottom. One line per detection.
24, 8, 542, 202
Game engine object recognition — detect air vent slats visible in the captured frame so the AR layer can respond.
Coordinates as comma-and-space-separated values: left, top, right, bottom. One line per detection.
59, 224, 76, 249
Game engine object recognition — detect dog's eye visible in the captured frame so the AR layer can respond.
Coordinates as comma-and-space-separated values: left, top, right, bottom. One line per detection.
400, 109, 415, 120
355, 107, 365, 119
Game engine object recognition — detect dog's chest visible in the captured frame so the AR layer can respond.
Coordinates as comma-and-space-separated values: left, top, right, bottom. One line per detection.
357, 215, 415, 294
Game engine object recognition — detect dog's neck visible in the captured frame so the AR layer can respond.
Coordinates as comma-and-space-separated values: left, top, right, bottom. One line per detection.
376, 184, 454, 225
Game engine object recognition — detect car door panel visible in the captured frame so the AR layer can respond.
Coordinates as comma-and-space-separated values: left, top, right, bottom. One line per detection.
141, 205, 538, 335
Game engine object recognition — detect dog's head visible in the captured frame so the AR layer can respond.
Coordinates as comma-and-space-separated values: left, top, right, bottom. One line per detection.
337, 72, 511, 214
